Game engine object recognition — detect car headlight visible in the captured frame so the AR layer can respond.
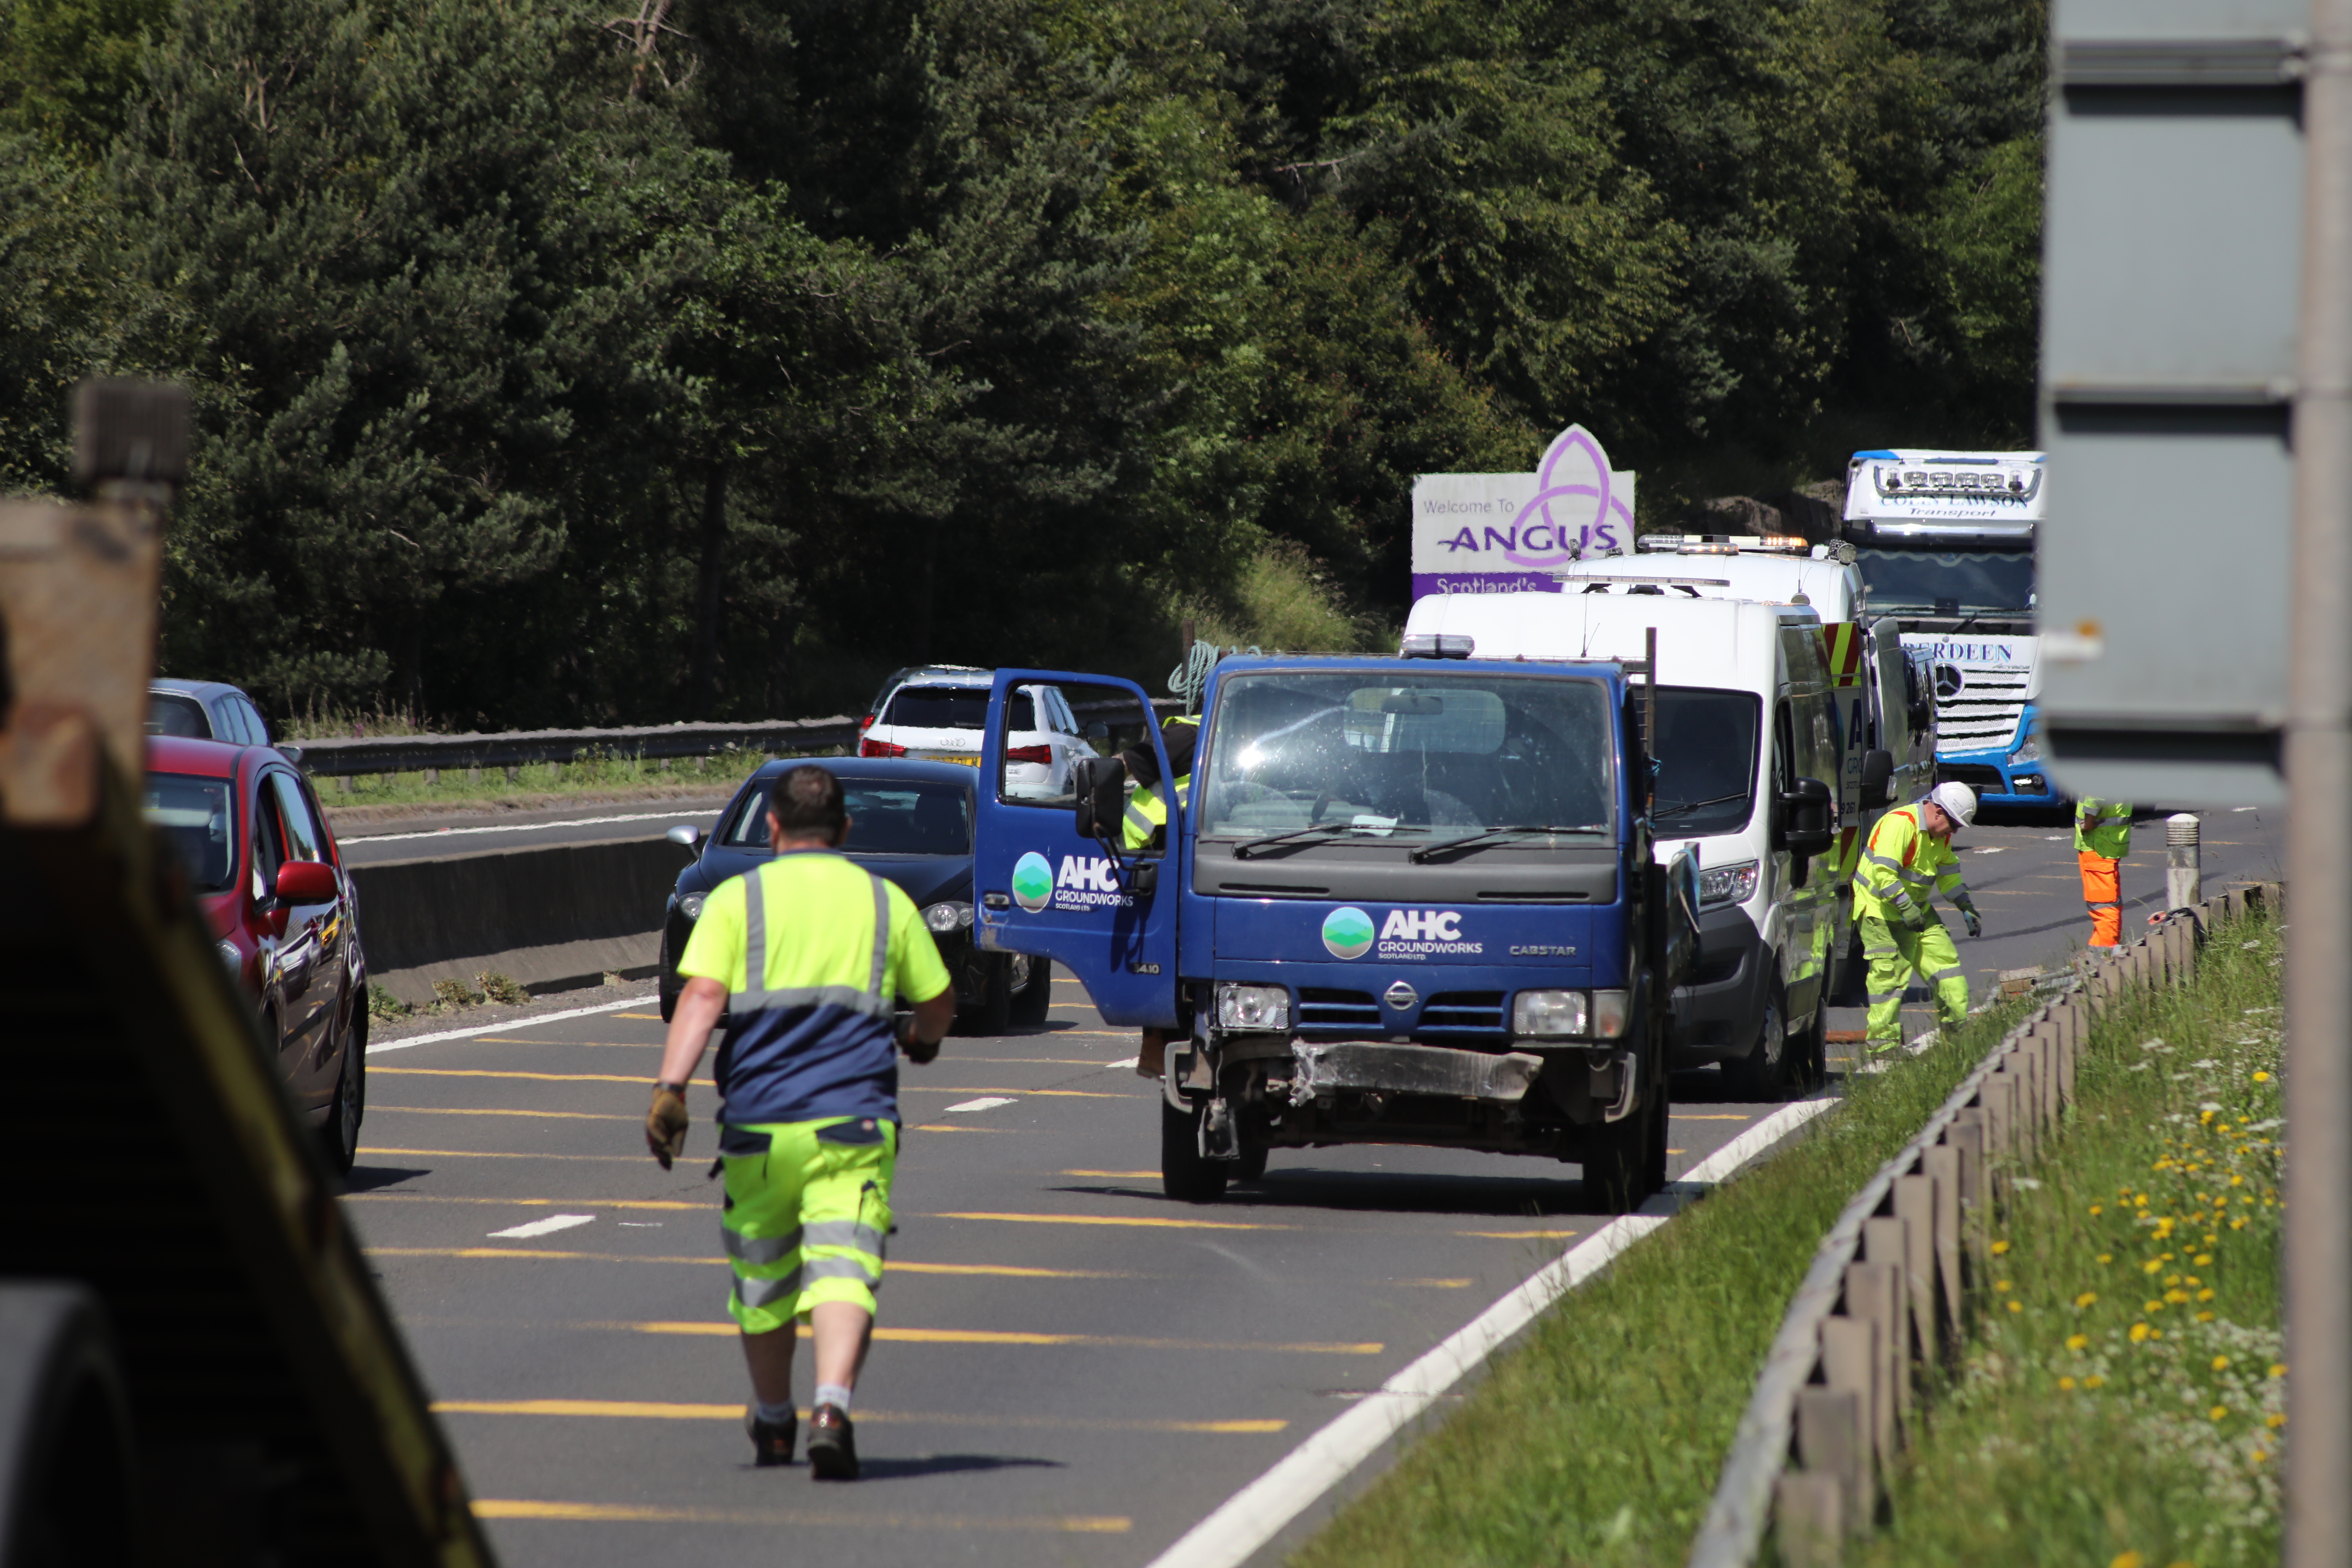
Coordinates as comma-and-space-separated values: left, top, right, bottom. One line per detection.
1591, 989, 1630, 1040
677, 892, 706, 920
1512, 989, 1589, 1038
1699, 859, 1760, 908
923, 900, 974, 933
1216, 983, 1290, 1032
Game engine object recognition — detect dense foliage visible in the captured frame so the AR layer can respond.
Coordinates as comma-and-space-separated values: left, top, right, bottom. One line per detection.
0, 0, 2044, 727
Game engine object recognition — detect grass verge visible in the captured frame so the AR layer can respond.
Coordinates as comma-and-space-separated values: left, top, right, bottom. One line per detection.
1288, 999, 2030, 1568
311, 748, 788, 814
1858, 912, 2284, 1567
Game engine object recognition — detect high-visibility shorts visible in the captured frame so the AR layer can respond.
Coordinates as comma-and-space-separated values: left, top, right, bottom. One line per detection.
719, 1116, 896, 1335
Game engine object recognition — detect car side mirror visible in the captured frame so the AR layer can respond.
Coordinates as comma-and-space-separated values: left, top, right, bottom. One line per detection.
1859, 748, 1895, 807
1085, 720, 1110, 744
1072, 755, 1128, 840
667, 824, 703, 856
1776, 776, 1835, 860
275, 860, 338, 903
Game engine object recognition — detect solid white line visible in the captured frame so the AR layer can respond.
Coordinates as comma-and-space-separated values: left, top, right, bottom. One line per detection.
342, 810, 704, 845
943, 1097, 1016, 1113
1140, 1094, 1837, 1568
488, 1214, 597, 1239
367, 995, 653, 1054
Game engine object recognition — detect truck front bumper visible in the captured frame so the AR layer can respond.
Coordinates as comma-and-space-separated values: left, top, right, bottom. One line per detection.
1287, 1041, 1545, 1105
1934, 748, 2056, 805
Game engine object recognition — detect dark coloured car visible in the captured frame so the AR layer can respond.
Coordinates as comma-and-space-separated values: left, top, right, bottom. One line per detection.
147, 678, 273, 747
143, 735, 369, 1170
659, 758, 1052, 1032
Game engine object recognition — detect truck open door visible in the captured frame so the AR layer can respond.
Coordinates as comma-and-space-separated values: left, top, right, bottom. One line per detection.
973, 669, 1181, 1028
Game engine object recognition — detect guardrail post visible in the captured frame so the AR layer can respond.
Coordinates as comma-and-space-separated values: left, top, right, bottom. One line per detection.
1794, 1386, 1867, 1544
1844, 1261, 1902, 1461
1858, 1224, 1914, 1437
1983, 1072, 2013, 1165
1921, 1144, 1963, 1351
1775, 1471, 1845, 1566
1890, 1173, 1937, 1367
1818, 1318, 1878, 1521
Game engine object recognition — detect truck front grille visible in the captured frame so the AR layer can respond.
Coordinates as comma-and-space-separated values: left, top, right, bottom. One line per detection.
1418, 991, 1506, 1036
1933, 664, 2030, 752
1297, 988, 1380, 1031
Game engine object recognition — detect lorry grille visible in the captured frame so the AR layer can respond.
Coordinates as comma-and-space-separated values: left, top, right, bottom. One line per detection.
1418, 991, 1506, 1036
1297, 988, 1380, 1031
1933, 664, 2029, 752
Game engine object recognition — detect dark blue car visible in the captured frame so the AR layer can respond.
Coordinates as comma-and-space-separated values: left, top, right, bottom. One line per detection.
657, 758, 1052, 1032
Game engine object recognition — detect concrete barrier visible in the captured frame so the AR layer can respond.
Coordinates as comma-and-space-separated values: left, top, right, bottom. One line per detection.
352, 837, 689, 1004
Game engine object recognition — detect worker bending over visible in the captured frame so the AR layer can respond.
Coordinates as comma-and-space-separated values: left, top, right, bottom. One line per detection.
646, 765, 954, 1479
2074, 797, 2133, 948
1121, 714, 1199, 851
1853, 781, 1982, 1056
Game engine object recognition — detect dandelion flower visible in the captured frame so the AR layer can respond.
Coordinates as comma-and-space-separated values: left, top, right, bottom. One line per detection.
2091, 1204, 2105, 1216
2147, 1300, 2164, 1313
1994, 1280, 2011, 1292
2231, 1218, 2249, 1231
2253, 1448, 2270, 1463
1991, 1239, 2011, 1255
2154, 1329, 2165, 1339
2007, 1300, 2023, 1313
2197, 1311, 2217, 1322
2076, 1292, 2099, 1308
2255, 1071, 2271, 1082
2197, 1288, 2215, 1301
2144, 1259, 2164, 1275
2084, 1374, 2106, 1389
2268, 1412, 2288, 1429
2112, 1552, 2145, 1568
2130, 1322, 2152, 1343
2059, 1375, 2077, 1390
2271, 1363, 2288, 1378
2231, 1174, 2245, 1187
2098, 1254, 2114, 1265
2211, 1405, 2230, 1420
2067, 1334, 2090, 1351
2213, 1356, 2232, 1371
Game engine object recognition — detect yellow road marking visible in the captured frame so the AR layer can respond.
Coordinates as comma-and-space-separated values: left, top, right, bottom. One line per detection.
1399, 1278, 1474, 1288
614, 1012, 666, 1020
359, 1148, 644, 1162
934, 1211, 1285, 1231
367, 1248, 1122, 1278
1456, 1229, 1582, 1240
374, 1069, 716, 1086
1671, 1114, 1759, 1121
622, 1322, 1381, 1353
372, 1106, 634, 1121
908, 1124, 1020, 1133
472, 1500, 1129, 1532
905, 1086, 1129, 1099
1061, 1170, 1159, 1179
347, 1195, 700, 1210
435, 1400, 1282, 1434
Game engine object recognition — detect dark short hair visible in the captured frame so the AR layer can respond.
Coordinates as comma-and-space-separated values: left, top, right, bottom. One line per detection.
768, 765, 847, 835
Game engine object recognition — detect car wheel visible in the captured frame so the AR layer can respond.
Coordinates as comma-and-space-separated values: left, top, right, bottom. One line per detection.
1161, 1099, 1228, 1204
1010, 956, 1052, 1027
1720, 988, 1789, 1100
320, 1031, 364, 1175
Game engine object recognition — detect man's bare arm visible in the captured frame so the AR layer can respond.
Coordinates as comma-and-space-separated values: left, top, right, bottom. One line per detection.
659, 977, 727, 1085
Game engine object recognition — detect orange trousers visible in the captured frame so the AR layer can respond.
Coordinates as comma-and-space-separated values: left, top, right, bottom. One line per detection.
2079, 851, 2121, 947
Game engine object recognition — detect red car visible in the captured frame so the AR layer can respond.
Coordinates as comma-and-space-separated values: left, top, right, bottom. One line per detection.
143, 735, 369, 1172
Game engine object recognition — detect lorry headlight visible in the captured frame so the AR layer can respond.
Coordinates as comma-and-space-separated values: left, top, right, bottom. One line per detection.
1591, 989, 1631, 1040
1512, 989, 1589, 1038
677, 892, 706, 921
1699, 860, 1759, 908
923, 900, 974, 933
1216, 983, 1290, 1032
2009, 736, 2041, 765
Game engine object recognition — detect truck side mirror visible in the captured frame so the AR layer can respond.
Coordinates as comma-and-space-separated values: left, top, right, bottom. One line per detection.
1776, 776, 1835, 860
1859, 749, 1895, 807
1072, 754, 1127, 840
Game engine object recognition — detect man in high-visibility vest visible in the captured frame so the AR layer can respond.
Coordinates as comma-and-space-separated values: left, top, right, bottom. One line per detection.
2074, 797, 2134, 947
1853, 781, 1982, 1055
646, 765, 955, 1479
1120, 714, 1199, 852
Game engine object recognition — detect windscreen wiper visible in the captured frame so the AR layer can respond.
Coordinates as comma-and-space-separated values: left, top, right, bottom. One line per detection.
1231, 822, 1367, 860
1653, 792, 1750, 821
1408, 824, 1602, 863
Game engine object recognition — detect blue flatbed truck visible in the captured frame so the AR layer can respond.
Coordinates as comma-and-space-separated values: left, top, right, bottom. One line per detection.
969, 645, 1770, 1210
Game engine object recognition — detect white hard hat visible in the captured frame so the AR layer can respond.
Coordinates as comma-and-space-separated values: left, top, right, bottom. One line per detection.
1929, 781, 1978, 828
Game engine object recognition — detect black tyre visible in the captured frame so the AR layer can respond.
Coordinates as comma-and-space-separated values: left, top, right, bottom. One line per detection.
1585, 1061, 1668, 1211
1235, 1137, 1269, 1183
320, 1026, 364, 1175
0, 1286, 139, 1566
976, 954, 1015, 1036
1161, 1099, 1229, 1204
1009, 956, 1052, 1027
1720, 989, 1789, 1100
1790, 999, 1829, 1091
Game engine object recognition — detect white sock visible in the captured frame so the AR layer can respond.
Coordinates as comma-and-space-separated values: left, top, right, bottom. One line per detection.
813, 1382, 852, 1415
754, 1398, 796, 1426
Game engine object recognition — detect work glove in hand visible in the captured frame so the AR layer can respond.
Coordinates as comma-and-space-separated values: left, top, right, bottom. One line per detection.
646, 1084, 689, 1169
1963, 909, 1983, 939
899, 1027, 939, 1066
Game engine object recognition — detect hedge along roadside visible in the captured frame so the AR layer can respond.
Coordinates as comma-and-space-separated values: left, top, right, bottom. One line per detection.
1282, 1001, 2041, 1568
1687, 882, 2280, 1568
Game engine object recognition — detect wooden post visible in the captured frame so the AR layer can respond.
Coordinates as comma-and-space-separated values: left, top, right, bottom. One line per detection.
1820, 1316, 1880, 1510
1796, 1385, 1868, 1540
1983, 1072, 2013, 1162
1922, 1144, 1963, 1350
1776, 1471, 1846, 1566
1844, 1261, 1903, 1459
1893, 1173, 1938, 1362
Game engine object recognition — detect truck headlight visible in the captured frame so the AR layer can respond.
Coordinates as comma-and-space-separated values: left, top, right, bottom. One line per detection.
677, 892, 706, 921
923, 900, 974, 933
1591, 989, 1631, 1040
1512, 989, 1589, 1038
2010, 736, 2041, 765
1699, 860, 1759, 908
1216, 983, 1290, 1032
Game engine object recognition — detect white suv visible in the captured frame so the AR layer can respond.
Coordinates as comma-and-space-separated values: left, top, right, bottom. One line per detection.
860, 667, 1090, 799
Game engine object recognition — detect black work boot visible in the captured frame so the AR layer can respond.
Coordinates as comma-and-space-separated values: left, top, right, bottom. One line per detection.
805, 1403, 859, 1480
745, 1407, 796, 1467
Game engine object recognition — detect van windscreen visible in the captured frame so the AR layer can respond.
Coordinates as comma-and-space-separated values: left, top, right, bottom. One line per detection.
1649, 689, 1761, 835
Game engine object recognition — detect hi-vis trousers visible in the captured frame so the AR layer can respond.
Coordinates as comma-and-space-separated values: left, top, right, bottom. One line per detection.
1859, 913, 1968, 1050
719, 1116, 896, 1336
2079, 851, 2122, 948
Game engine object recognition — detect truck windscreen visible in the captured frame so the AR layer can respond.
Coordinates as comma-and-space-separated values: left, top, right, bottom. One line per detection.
1197, 671, 1614, 841
1855, 550, 2035, 614
1650, 689, 1760, 834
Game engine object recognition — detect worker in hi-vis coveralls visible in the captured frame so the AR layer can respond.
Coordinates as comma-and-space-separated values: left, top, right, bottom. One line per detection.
1852, 781, 1982, 1055
1120, 713, 1199, 851
646, 764, 954, 1479
2074, 797, 2133, 948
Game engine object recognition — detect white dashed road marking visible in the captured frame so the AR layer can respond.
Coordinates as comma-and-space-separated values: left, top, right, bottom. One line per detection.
944, 1097, 1017, 1114
488, 1214, 598, 1240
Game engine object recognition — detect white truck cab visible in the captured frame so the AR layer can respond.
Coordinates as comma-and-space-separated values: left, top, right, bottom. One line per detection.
1403, 591, 1843, 1094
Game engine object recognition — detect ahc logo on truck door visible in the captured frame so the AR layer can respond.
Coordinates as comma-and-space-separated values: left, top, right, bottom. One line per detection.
1012, 850, 1135, 914
1322, 906, 1486, 961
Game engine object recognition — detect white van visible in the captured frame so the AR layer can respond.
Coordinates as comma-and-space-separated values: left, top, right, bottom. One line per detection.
1403, 591, 1843, 1093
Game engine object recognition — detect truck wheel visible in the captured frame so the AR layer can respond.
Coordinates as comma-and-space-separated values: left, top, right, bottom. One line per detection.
1010, 956, 1052, 1027
0, 1286, 139, 1566
1586, 1067, 1668, 1211
1235, 1135, 1269, 1183
1161, 1100, 1229, 1203
1720, 990, 1789, 1100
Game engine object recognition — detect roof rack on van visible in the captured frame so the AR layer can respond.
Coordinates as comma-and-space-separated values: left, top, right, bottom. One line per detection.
1634, 533, 1813, 555
1550, 573, 1733, 588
